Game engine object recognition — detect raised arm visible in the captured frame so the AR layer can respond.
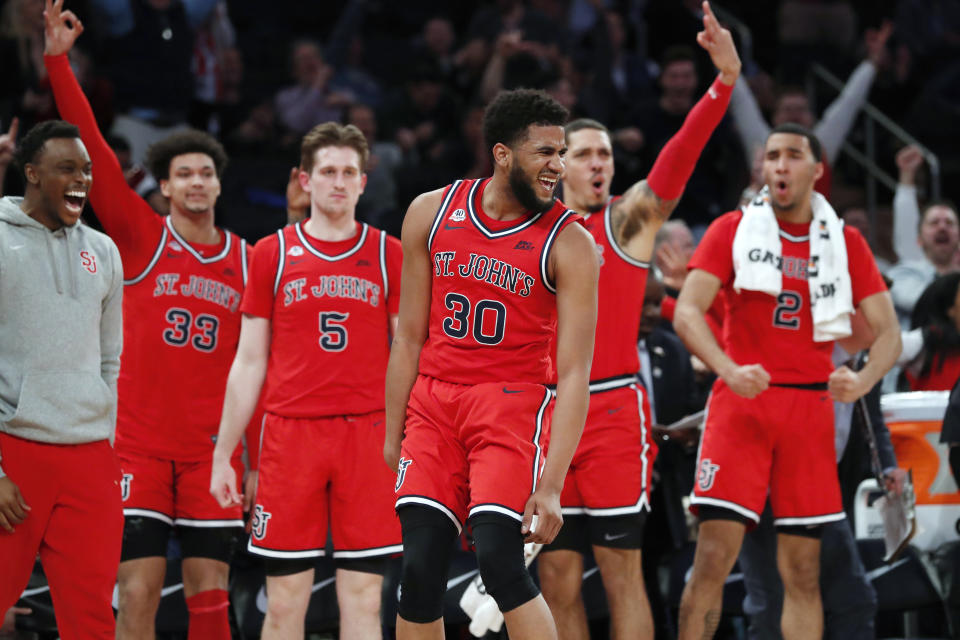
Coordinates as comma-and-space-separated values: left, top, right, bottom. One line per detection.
44, 0, 161, 274
383, 189, 443, 472
611, 0, 739, 263
892, 145, 924, 263
522, 222, 598, 545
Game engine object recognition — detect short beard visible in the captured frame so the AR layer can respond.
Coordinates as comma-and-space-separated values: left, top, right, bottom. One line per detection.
509, 163, 554, 214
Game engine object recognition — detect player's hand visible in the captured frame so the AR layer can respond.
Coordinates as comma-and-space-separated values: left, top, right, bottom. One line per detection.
655, 241, 689, 290
895, 145, 924, 186
828, 365, 868, 403
722, 363, 770, 398
209, 458, 242, 509
1, 606, 32, 635
865, 20, 893, 67
0, 118, 18, 170
0, 476, 30, 533
521, 486, 562, 545
383, 438, 401, 473
697, 1, 741, 85
43, 0, 84, 57
285, 167, 309, 224
883, 467, 907, 496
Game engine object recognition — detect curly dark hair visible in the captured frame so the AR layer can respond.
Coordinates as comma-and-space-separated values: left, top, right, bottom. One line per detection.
910, 272, 960, 379
482, 88, 568, 152
145, 129, 228, 181
13, 120, 81, 179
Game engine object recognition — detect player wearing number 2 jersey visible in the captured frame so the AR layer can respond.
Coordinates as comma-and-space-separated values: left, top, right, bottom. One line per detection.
211, 122, 402, 639
385, 89, 599, 640
673, 124, 900, 640
43, 4, 257, 638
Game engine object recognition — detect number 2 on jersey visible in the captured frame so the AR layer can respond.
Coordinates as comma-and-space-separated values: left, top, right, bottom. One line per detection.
442, 292, 506, 345
162, 308, 220, 351
773, 291, 802, 329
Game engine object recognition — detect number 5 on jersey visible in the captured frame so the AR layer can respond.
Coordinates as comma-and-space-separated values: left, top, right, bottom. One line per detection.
319, 311, 349, 352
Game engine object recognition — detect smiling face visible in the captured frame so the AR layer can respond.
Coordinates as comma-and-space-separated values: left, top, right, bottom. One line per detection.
160, 153, 221, 216
24, 137, 92, 230
502, 124, 566, 214
563, 127, 614, 214
299, 145, 367, 219
762, 132, 823, 214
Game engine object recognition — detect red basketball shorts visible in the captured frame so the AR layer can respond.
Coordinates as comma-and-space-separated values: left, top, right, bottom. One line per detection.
559, 379, 657, 516
691, 382, 844, 526
249, 410, 402, 560
117, 449, 244, 528
395, 375, 553, 532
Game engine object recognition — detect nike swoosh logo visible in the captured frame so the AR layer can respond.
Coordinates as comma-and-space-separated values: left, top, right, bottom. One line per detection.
444, 224, 465, 230
502, 387, 524, 394
603, 532, 628, 541
607, 407, 622, 415
446, 569, 480, 590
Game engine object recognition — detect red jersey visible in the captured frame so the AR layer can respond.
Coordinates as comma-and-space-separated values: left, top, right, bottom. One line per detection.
417, 178, 581, 385
45, 53, 260, 462
582, 196, 648, 381
242, 221, 401, 418
116, 218, 249, 460
689, 210, 885, 384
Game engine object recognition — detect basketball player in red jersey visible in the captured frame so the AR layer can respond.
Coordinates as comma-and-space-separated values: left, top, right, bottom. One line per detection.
211, 122, 402, 639
536, 5, 740, 638
673, 123, 901, 640
384, 89, 599, 640
44, 3, 259, 639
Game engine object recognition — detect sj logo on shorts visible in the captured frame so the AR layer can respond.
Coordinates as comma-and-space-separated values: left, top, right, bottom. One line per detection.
251, 504, 272, 541
395, 457, 412, 492
698, 459, 720, 491
120, 473, 133, 501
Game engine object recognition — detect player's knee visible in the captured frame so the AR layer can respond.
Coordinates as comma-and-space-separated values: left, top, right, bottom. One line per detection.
264, 590, 310, 623
779, 555, 820, 595
537, 553, 583, 607
397, 506, 458, 623
691, 538, 740, 584
471, 513, 539, 613
337, 573, 383, 618
116, 575, 161, 613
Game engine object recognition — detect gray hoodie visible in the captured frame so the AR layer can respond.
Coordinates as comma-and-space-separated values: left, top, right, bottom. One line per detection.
0, 196, 123, 477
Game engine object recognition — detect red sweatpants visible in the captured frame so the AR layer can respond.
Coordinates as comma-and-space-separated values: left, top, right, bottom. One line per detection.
0, 433, 123, 639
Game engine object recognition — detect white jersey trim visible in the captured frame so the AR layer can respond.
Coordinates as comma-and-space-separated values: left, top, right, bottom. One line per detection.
469, 504, 523, 523
467, 178, 544, 239
604, 198, 651, 269
427, 180, 463, 250
690, 496, 761, 523
295, 221, 369, 261
396, 496, 462, 534
247, 541, 326, 559
561, 507, 587, 516
165, 216, 233, 264
332, 543, 404, 559
174, 518, 244, 528
378, 229, 389, 301
530, 388, 550, 493
588, 374, 640, 393
272, 229, 286, 296
123, 226, 169, 285
539, 209, 577, 294
240, 238, 249, 286
774, 512, 847, 526
123, 508, 174, 526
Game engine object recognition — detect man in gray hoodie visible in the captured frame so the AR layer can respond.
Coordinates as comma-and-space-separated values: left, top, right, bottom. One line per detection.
0, 119, 124, 639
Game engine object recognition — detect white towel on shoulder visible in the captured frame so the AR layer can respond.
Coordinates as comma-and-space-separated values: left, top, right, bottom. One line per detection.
732, 186, 853, 341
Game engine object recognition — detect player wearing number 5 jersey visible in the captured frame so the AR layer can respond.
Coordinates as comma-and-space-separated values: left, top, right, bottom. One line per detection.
43, 3, 259, 638
212, 122, 402, 640
385, 89, 599, 640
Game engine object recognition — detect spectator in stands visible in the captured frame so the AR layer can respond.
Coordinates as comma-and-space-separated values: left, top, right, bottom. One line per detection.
888, 145, 960, 326
0, 0, 51, 131
0, 119, 18, 196
729, 21, 893, 200
274, 39, 353, 140
900, 273, 960, 391
344, 102, 401, 231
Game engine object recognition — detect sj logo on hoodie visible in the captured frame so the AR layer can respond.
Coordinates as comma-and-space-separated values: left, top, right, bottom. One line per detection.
80, 250, 97, 274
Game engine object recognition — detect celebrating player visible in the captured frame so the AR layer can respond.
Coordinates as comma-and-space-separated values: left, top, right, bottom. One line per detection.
385, 88, 599, 640
673, 123, 900, 640
536, 4, 740, 638
44, 3, 259, 638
